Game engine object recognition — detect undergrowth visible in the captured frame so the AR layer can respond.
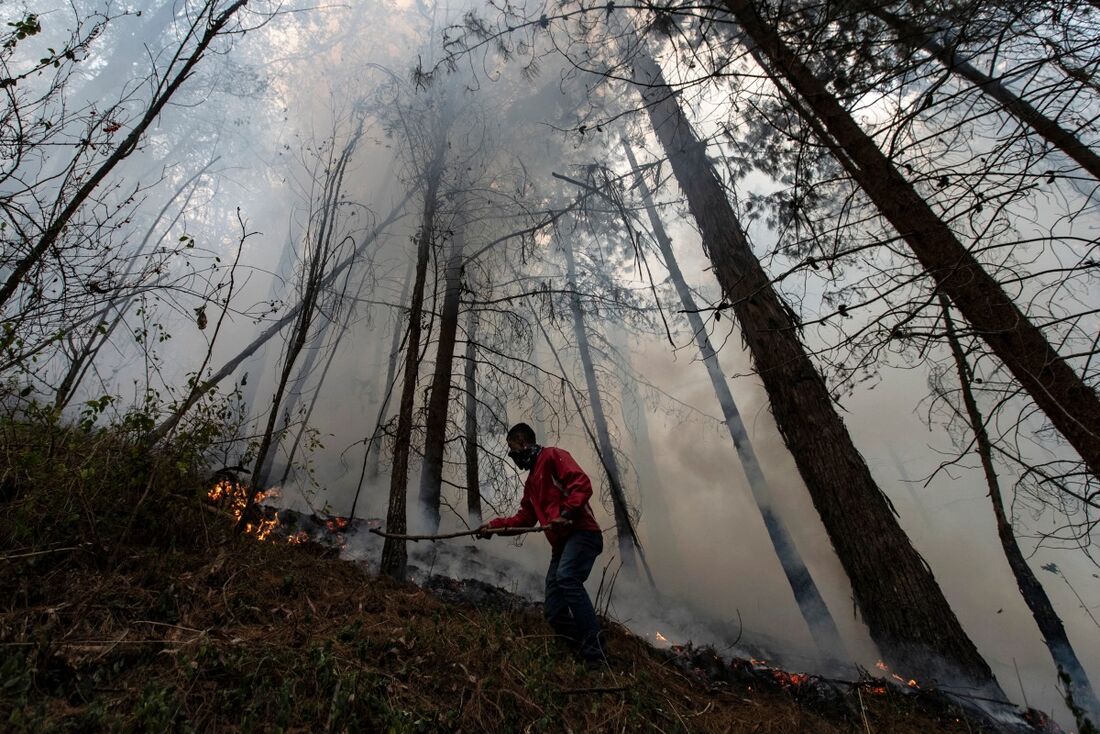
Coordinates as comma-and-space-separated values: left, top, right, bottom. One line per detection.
1, 415, 997, 732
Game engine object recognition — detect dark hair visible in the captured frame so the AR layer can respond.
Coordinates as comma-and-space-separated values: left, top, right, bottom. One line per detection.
506, 422, 537, 444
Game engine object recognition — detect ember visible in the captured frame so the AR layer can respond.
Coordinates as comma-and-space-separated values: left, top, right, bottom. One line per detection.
205, 479, 279, 541
874, 659, 920, 689
325, 516, 351, 533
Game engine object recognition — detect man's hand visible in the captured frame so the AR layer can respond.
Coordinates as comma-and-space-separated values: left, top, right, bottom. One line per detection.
475, 524, 495, 539
549, 516, 572, 528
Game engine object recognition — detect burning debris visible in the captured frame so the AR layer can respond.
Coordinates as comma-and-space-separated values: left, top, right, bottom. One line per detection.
876, 658, 920, 689
191, 497, 1067, 734
204, 477, 373, 548
658, 642, 1062, 733
206, 479, 279, 540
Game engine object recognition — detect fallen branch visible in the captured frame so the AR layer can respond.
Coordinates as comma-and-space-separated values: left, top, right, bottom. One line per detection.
0, 544, 89, 562
368, 525, 551, 542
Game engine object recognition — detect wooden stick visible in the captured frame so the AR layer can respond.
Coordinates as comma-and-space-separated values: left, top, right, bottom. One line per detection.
0, 545, 88, 562
368, 525, 551, 542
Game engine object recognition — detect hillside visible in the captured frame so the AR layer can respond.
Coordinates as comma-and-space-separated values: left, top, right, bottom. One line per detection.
0, 423, 1059, 733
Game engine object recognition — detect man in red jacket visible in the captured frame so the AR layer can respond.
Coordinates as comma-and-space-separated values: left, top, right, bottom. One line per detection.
477, 422, 607, 666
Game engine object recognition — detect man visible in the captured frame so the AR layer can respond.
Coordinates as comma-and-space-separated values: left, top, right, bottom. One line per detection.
477, 422, 607, 666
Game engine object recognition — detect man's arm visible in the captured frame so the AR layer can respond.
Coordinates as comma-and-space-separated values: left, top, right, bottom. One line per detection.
485, 494, 537, 530
550, 449, 593, 521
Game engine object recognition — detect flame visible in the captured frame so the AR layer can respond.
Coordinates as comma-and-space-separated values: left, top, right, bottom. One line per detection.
771, 670, 809, 687
653, 631, 670, 647
325, 516, 350, 533
206, 479, 280, 541
873, 660, 920, 689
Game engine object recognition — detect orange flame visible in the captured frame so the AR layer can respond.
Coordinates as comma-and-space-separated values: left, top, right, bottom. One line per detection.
206, 480, 280, 541
325, 516, 350, 533
873, 660, 920, 689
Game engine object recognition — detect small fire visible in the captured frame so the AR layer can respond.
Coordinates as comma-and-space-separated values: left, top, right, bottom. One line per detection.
873, 660, 920, 689
287, 531, 309, 545
771, 670, 809, 687
206, 479, 279, 541
325, 516, 350, 533
653, 631, 670, 648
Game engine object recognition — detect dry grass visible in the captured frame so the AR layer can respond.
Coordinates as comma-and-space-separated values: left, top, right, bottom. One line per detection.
0, 420, 990, 732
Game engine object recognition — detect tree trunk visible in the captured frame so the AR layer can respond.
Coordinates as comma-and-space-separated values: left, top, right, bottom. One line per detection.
632, 48, 997, 688
277, 314, 347, 487
368, 264, 415, 482
238, 124, 362, 528
380, 145, 447, 580
255, 318, 330, 488
623, 139, 847, 660
942, 296, 1099, 729
534, 313, 657, 588
867, 6, 1100, 181
417, 219, 467, 533
277, 258, 369, 487
723, 0, 1100, 486
464, 308, 483, 525
606, 325, 688, 572
561, 235, 649, 582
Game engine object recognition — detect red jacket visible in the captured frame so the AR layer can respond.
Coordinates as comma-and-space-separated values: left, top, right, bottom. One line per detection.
487, 446, 602, 549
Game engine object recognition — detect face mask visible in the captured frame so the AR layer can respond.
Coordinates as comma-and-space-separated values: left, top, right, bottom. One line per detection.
508, 444, 541, 470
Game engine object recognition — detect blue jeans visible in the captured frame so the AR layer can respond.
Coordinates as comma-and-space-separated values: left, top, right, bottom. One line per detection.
544, 530, 605, 661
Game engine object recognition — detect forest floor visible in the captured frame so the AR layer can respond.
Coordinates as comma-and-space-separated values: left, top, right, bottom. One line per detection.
0, 421, 1054, 732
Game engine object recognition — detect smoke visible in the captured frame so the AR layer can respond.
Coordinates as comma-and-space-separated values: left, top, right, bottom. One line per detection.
14, 0, 1098, 729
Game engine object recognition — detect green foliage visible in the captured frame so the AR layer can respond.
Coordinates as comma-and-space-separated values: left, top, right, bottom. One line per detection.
3, 14, 41, 49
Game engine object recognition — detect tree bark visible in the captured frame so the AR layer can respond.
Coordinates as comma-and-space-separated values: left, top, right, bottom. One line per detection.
632, 48, 997, 688
723, 0, 1100, 486
380, 141, 447, 580
941, 296, 1099, 729
368, 264, 415, 483
464, 308, 483, 526
417, 219, 467, 533
622, 139, 847, 660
